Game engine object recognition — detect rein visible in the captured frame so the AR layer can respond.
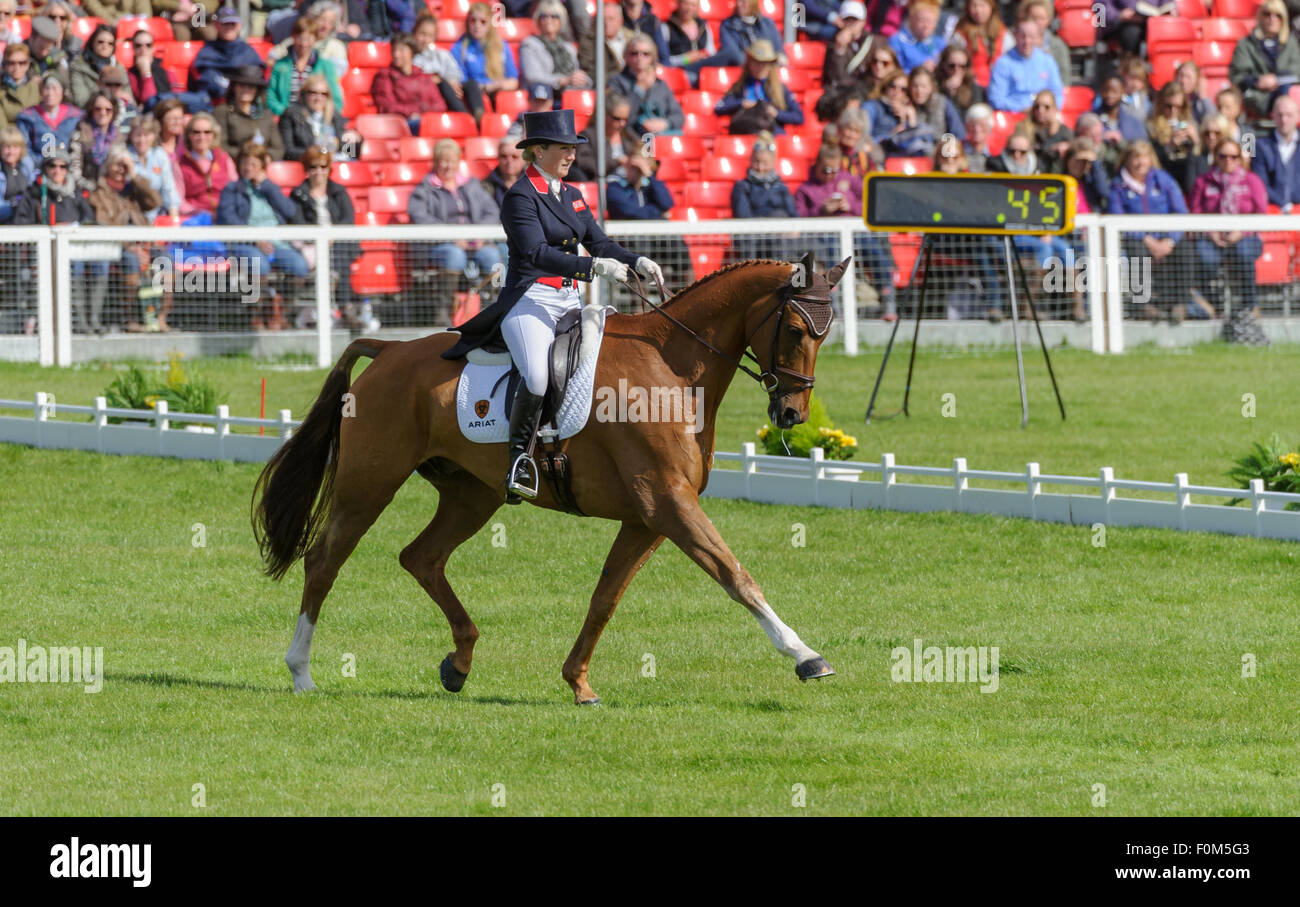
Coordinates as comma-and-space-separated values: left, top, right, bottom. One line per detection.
620, 267, 831, 398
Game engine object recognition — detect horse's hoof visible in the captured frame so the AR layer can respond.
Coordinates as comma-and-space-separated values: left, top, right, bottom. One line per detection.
577, 696, 602, 706
439, 653, 469, 693
796, 657, 835, 682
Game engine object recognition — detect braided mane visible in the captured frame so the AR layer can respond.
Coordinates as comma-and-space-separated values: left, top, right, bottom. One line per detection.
661, 258, 794, 307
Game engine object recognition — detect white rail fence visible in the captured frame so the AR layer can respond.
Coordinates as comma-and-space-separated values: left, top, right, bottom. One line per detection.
3, 394, 1297, 542
11, 212, 1300, 366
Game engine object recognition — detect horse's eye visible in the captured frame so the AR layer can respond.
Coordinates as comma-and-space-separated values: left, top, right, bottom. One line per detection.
786, 324, 803, 338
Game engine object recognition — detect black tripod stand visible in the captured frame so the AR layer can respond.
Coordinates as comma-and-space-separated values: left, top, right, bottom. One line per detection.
864, 233, 1067, 428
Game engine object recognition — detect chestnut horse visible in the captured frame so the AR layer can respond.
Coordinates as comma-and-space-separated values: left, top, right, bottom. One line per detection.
252, 254, 849, 704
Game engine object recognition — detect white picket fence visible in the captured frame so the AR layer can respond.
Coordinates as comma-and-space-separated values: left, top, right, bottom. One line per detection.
3, 394, 1298, 542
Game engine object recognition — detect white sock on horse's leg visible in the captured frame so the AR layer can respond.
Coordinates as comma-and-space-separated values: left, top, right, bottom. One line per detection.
752, 599, 819, 663
286, 612, 317, 692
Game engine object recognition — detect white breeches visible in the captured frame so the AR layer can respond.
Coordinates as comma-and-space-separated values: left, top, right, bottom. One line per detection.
500, 283, 582, 396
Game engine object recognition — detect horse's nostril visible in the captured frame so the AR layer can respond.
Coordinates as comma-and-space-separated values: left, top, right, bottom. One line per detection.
783, 407, 800, 426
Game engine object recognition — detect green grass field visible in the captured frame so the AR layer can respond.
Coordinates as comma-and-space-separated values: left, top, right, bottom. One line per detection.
1, 344, 1298, 815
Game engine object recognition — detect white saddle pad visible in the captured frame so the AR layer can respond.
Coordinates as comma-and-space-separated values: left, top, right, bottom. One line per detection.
455, 304, 613, 444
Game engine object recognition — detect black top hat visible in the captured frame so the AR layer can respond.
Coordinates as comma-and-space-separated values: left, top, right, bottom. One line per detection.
227, 64, 268, 88
515, 108, 588, 149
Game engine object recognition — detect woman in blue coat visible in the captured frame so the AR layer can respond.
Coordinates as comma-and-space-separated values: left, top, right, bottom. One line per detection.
17, 74, 81, 172
441, 109, 662, 503
713, 40, 804, 135
1107, 140, 1195, 321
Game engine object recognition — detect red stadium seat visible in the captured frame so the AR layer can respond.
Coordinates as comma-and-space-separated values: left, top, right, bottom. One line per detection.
698, 66, 741, 93
399, 136, 438, 161
680, 111, 720, 135
1057, 8, 1096, 49
1061, 85, 1095, 118
651, 0, 675, 17
987, 111, 1024, 155
778, 67, 813, 93
1193, 41, 1232, 78
889, 234, 921, 288
382, 161, 426, 184
436, 20, 460, 41
1256, 240, 1291, 285
267, 160, 304, 187
355, 114, 409, 140
681, 90, 720, 117
760, 0, 784, 20
684, 181, 733, 207
562, 90, 596, 116
653, 135, 706, 160
1200, 17, 1253, 42
368, 185, 416, 214
703, 155, 746, 179
246, 38, 272, 59
697, 0, 728, 19
687, 242, 728, 280
785, 41, 825, 71
501, 18, 537, 40
359, 139, 400, 163
1212, 0, 1261, 16
358, 211, 391, 228
1150, 52, 1189, 89
494, 90, 529, 118
775, 133, 818, 162
349, 42, 392, 68
331, 161, 375, 186
576, 181, 600, 211
714, 135, 756, 158
462, 136, 499, 160
420, 111, 478, 137
162, 40, 203, 70
1176, 0, 1209, 15
658, 66, 689, 93
352, 252, 402, 295
479, 113, 513, 136
656, 157, 689, 180
71, 18, 104, 42
342, 66, 374, 97
1146, 16, 1200, 54
774, 157, 801, 183
669, 205, 724, 221
885, 156, 930, 175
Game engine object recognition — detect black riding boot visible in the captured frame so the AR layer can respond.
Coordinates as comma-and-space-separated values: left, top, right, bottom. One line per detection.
505, 387, 544, 503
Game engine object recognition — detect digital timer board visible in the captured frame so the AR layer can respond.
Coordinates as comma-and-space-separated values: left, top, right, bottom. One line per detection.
863, 172, 1078, 235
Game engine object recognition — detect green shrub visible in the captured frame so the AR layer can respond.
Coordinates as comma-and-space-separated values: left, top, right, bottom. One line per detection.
755, 393, 857, 460
1226, 433, 1300, 510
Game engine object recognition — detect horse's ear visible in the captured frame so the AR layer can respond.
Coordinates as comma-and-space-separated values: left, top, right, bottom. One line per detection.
799, 250, 816, 277
825, 256, 853, 288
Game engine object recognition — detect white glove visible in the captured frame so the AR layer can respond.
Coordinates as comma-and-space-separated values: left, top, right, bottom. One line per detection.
636, 256, 664, 284
592, 257, 629, 282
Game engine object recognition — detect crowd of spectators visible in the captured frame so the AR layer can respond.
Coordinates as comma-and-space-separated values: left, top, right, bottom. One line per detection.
0, 0, 1293, 333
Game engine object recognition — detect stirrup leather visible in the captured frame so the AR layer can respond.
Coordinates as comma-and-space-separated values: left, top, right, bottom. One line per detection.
507, 451, 539, 499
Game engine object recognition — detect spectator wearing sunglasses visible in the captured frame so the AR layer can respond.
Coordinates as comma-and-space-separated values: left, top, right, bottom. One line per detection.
621, 0, 671, 62
279, 71, 360, 163
38, 1, 84, 57
1230, 0, 1300, 120
611, 34, 684, 137
519, 1, 592, 95
0, 43, 40, 127
1187, 138, 1266, 321
268, 16, 343, 117
935, 43, 984, 111
176, 111, 236, 217
125, 28, 175, 111
572, 93, 632, 181
69, 24, 119, 109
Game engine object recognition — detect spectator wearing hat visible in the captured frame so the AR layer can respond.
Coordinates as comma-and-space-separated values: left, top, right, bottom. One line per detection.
714, 39, 803, 135
125, 28, 176, 112
520, 0, 592, 95
218, 140, 311, 329
481, 134, 524, 209
69, 24, 119, 108
986, 19, 1062, 112
714, 0, 784, 69
215, 65, 285, 161
507, 83, 559, 138
280, 70, 361, 162
797, 0, 852, 43
408, 136, 504, 284
14, 148, 105, 332
269, 15, 342, 117
176, 111, 237, 217
0, 43, 40, 128
571, 93, 631, 181
69, 91, 125, 192
26, 16, 71, 88
17, 73, 80, 172
817, 11, 883, 123
94, 66, 140, 131
0, 126, 37, 223
890, 0, 946, 73
412, 12, 479, 120
372, 33, 447, 135
729, 132, 800, 263
610, 34, 684, 137
190, 8, 267, 105
659, 0, 714, 88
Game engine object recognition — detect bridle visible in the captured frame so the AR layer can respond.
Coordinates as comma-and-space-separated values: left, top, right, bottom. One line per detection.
621, 268, 835, 403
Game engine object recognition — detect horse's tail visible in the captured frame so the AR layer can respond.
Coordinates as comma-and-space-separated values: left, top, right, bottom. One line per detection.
252, 338, 387, 581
